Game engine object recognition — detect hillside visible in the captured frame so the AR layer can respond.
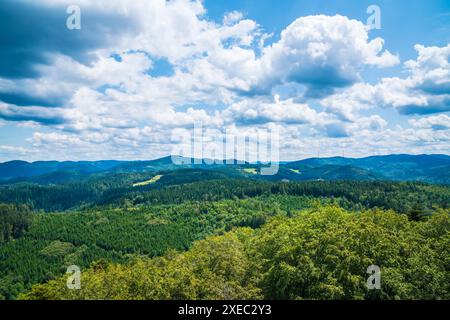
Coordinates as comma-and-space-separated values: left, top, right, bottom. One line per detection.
1, 175, 449, 299
1, 154, 449, 300
286, 154, 450, 183
17, 206, 450, 300
1, 154, 449, 185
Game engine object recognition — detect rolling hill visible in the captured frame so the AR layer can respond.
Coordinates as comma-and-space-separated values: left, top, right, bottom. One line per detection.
0, 154, 449, 185
285, 154, 450, 183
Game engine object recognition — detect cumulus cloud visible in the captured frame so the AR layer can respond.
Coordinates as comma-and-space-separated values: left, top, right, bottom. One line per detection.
319, 43, 450, 122
409, 114, 450, 130
0, 0, 447, 161
0, 0, 139, 79
0, 0, 257, 106
0, 103, 68, 125
221, 95, 330, 126
396, 44, 450, 114
196, 15, 399, 98
369, 45, 449, 115
406, 44, 450, 94
223, 11, 244, 26
319, 83, 377, 121
253, 15, 399, 97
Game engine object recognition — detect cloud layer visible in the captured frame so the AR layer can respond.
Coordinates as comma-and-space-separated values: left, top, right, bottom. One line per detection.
0, 0, 448, 161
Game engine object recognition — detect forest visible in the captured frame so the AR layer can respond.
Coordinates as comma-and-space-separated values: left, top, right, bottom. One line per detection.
20, 206, 450, 300
0, 173, 449, 300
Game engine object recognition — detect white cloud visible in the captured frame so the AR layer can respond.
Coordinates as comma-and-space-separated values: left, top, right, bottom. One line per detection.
223, 11, 244, 26
409, 114, 450, 130
318, 43, 450, 122
0, 1, 448, 161
221, 95, 330, 126
253, 15, 399, 96
319, 83, 377, 121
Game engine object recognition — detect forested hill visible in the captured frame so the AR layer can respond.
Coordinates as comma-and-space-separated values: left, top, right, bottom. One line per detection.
0, 169, 449, 299
19, 207, 450, 300
286, 154, 450, 183
2, 189, 449, 300
0, 171, 449, 214
1, 154, 449, 184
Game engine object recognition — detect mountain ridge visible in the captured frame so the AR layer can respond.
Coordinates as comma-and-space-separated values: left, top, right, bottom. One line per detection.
1, 154, 449, 184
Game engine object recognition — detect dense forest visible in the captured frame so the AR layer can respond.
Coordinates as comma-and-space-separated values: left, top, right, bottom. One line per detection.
20, 206, 450, 300
1, 172, 448, 214
0, 193, 327, 299
0, 172, 449, 300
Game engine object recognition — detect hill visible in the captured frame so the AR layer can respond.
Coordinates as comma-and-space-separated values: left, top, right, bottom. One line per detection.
1, 154, 448, 185
286, 154, 450, 183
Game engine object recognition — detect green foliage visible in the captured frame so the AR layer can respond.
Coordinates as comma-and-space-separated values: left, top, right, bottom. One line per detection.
254, 207, 450, 299
0, 237, 124, 300
0, 195, 316, 299
0, 203, 32, 244
40, 241, 75, 258
20, 230, 262, 300
20, 207, 450, 300
0, 177, 448, 300
1, 176, 448, 216
117, 180, 450, 217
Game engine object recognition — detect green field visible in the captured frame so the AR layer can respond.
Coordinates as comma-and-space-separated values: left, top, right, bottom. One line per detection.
132, 175, 164, 187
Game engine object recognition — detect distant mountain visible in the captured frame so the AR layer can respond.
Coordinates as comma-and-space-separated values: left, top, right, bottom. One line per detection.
0, 160, 122, 181
0, 154, 449, 185
287, 154, 450, 169
294, 164, 381, 181
3, 171, 84, 185
286, 154, 450, 183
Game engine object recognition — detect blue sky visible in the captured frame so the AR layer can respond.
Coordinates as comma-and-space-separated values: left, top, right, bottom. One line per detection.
205, 0, 450, 48
0, 0, 449, 161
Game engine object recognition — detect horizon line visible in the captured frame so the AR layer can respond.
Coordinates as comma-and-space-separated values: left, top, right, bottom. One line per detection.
1, 153, 449, 165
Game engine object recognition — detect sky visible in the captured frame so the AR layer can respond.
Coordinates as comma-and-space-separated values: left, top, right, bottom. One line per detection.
0, 0, 449, 162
